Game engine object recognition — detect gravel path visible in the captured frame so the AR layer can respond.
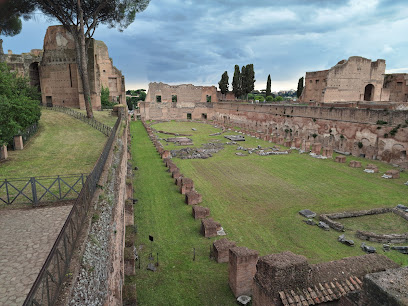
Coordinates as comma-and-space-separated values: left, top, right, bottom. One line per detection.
0, 205, 72, 306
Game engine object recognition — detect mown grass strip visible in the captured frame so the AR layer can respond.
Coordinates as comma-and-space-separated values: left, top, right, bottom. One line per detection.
129, 121, 236, 305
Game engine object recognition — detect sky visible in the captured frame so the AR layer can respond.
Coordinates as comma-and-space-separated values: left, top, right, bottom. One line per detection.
2, 0, 408, 91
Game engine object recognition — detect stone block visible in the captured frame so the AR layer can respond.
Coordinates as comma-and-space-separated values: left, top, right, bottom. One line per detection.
349, 160, 362, 168
171, 169, 181, 178
176, 176, 184, 187
322, 147, 333, 158
385, 170, 400, 179
213, 238, 237, 263
294, 137, 302, 148
229, 247, 259, 298
312, 142, 322, 155
168, 164, 179, 175
301, 140, 311, 152
284, 140, 291, 148
185, 190, 202, 205
253, 251, 309, 303
173, 172, 183, 183
335, 155, 346, 163
0, 145, 8, 160
180, 177, 194, 194
366, 163, 379, 173
201, 218, 221, 238
13, 135, 23, 150
161, 150, 171, 159
192, 205, 210, 220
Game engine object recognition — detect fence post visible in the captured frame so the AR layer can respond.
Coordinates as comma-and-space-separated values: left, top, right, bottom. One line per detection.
58, 175, 62, 199
31, 177, 38, 205
5, 179, 10, 204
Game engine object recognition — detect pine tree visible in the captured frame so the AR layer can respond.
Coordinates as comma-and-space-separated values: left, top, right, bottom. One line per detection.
297, 77, 304, 98
218, 71, 229, 98
232, 65, 242, 99
266, 74, 272, 97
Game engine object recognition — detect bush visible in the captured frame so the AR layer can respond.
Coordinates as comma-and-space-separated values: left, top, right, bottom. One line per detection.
358, 142, 363, 149
376, 120, 387, 125
266, 96, 274, 102
101, 86, 116, 109
0, 63, 41, 145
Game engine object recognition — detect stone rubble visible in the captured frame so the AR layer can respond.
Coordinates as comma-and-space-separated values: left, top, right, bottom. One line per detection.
171, 142, 224, 159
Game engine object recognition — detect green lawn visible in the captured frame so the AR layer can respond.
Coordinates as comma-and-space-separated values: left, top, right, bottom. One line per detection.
0, 109, 107, 178
76, 108, 118, 127
130, 120, 408, 305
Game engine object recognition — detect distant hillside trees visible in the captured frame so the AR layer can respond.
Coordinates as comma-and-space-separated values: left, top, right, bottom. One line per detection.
297, 77, 304, 98
218, 71, 229, 98
0, 62, 41, 145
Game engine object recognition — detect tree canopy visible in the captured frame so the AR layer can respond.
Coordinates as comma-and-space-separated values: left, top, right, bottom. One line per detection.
218, 71, 229, 96
0, 62, 41, 145
0, 0, 35, 37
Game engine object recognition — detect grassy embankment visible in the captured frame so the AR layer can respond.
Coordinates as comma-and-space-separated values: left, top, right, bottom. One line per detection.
0, 109, 107, 178
76, 108, 118, 127
130, 120, 408, 305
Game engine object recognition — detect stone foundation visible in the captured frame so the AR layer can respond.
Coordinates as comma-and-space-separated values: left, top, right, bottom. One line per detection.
366, 163, 379, 172
385, 169, 400, 178
335, 155, 346, 163
312, 142, 322, 155
322, 147, 333, 158
192, 206, 210, 220
349, 160, 362, 168
213, 238, 237, 263
228, 247, 259, 298
185, 190, 202, 205
180, 177, 194, 194
201, 218, 221, 238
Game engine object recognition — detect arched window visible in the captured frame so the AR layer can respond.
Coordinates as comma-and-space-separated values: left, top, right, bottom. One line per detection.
364, 84, 374, 101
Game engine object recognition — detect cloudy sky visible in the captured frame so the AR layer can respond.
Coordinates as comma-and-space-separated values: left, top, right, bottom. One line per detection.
2, 0, 408, 91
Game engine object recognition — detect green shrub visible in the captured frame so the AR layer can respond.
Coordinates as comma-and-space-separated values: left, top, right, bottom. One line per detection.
376, 120, 387, 125
358, 142, 363, 149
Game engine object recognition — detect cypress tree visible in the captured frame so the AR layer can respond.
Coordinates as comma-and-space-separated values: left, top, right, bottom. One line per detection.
218, 71, 229, 98
266, 74, 272, 97
232, 65, 242, 98
297, 77, 304, 98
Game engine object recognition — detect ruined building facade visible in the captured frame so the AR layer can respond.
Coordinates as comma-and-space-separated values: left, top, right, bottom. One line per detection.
0, 25, 125, 110
300, 56, 390, 103
300, 56, 408, 105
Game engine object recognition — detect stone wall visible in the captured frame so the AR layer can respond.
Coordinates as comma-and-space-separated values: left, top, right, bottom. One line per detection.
1, 25, 125, 111
300, 56, 389, 103
139, 100, 408, 166
384, 73, 408, 103
252, 252, 399, 305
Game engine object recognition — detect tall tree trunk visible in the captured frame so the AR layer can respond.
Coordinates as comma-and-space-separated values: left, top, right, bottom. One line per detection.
77, 0, 93, 118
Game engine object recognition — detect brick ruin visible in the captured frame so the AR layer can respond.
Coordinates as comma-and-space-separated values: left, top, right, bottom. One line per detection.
300, 56, 390, 103
0, 26, 125, 110
248, 251, 401, 305
140, 87, 408, 167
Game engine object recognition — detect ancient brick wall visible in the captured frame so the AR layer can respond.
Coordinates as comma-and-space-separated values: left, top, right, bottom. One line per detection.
384, 73, 408, 103
145, 82, 218, 105
212, 103, 408, 166
302, 69, 329, 102
301, 56, 389, 103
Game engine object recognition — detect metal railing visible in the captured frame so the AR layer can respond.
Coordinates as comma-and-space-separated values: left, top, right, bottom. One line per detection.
23, 116, 121, 306
44, 105, 112, 136
0, 174, 85, 205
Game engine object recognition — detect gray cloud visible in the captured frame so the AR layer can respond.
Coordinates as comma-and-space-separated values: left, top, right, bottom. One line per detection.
3, 0, 408, 90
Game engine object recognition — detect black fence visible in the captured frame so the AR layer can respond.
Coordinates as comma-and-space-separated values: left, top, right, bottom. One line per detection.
23, 116, 121, 306
45, 105, 112, 136
0, 174, 86, 206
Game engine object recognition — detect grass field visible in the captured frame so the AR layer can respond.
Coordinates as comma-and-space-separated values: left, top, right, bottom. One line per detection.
76, 108, 118, 127
130, 120, 408, 305
0, 109, 107, 178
